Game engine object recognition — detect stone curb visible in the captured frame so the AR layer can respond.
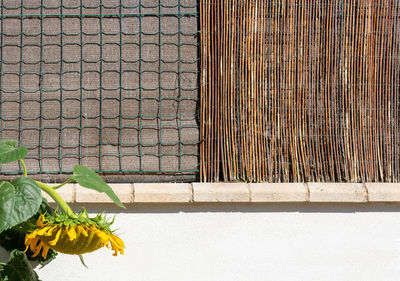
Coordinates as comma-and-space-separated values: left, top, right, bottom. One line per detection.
192, 182, 250, 202
250, 183, 308, 202
75, 184, 133, 204
365, 183, 400, 202
41, 183, 400, 204
134, 183, 191, 203
308, 183, 367, 202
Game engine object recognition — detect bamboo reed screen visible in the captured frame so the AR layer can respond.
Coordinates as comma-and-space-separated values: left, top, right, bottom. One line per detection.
200, 1, 400, 183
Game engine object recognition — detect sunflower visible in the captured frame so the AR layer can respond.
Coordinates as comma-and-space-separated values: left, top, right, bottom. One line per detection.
25, 211, 124, 259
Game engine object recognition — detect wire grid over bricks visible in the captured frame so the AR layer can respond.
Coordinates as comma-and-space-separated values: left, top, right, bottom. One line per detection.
0, 0, 199, 177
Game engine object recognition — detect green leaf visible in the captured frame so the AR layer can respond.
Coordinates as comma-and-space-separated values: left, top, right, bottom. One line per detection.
0, 250, 39, 281
0, 142, 28, 165
78, 255, 88, 268
0, 178, 42, 233
0, 182, 16, 232
72, 165, 125, 208
0, 139, 17, 148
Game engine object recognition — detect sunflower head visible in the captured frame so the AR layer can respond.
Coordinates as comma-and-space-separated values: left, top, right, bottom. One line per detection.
25, 210, 124, 259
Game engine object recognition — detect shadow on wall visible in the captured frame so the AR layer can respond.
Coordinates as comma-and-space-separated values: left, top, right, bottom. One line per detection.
72, 202, 400, 214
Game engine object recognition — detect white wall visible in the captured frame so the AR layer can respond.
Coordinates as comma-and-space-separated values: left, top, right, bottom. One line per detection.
2, 203, 400, 281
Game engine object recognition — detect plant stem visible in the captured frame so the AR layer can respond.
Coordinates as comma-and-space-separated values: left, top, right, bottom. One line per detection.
35, 181, 77, 218
19, 159, 27, 177
52, 178, 74, 190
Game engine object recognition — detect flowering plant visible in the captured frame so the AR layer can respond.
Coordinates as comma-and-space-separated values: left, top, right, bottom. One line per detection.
0, 139, 124, 280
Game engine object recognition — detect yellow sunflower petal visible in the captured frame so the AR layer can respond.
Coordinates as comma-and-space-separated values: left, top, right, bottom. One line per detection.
37, 215, 45, 227
24, 236, 38, 253
41, 244, 50, 259
31, 241, 43, 258
91, 227, 109, 245
25, 231, 38, 241
45, 226, 58, 236
109, 234, 124, 249
106, 234, 124, 256
48, 228, 62, 246
66, 225, 77, 241
77, 225, 88, 237
36, 226, 51, 236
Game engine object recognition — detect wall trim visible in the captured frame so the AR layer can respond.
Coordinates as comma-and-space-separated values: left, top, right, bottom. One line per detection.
41, 182, 400, 204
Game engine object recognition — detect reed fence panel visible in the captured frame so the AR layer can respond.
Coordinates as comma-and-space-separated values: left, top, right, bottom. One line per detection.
200, 0, 400, 182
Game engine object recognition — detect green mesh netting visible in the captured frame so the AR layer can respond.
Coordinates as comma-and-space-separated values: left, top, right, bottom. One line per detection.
0, 0, 199, 177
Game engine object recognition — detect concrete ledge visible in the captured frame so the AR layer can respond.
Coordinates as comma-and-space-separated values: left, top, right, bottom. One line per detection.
250, 183, 308, 202
134, 183, 191, 203
308, 183, 367, 202
75, 183, 133, 204
366, 183, 400, 202
192, 183, 250, 202
40, 182, 400, 204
